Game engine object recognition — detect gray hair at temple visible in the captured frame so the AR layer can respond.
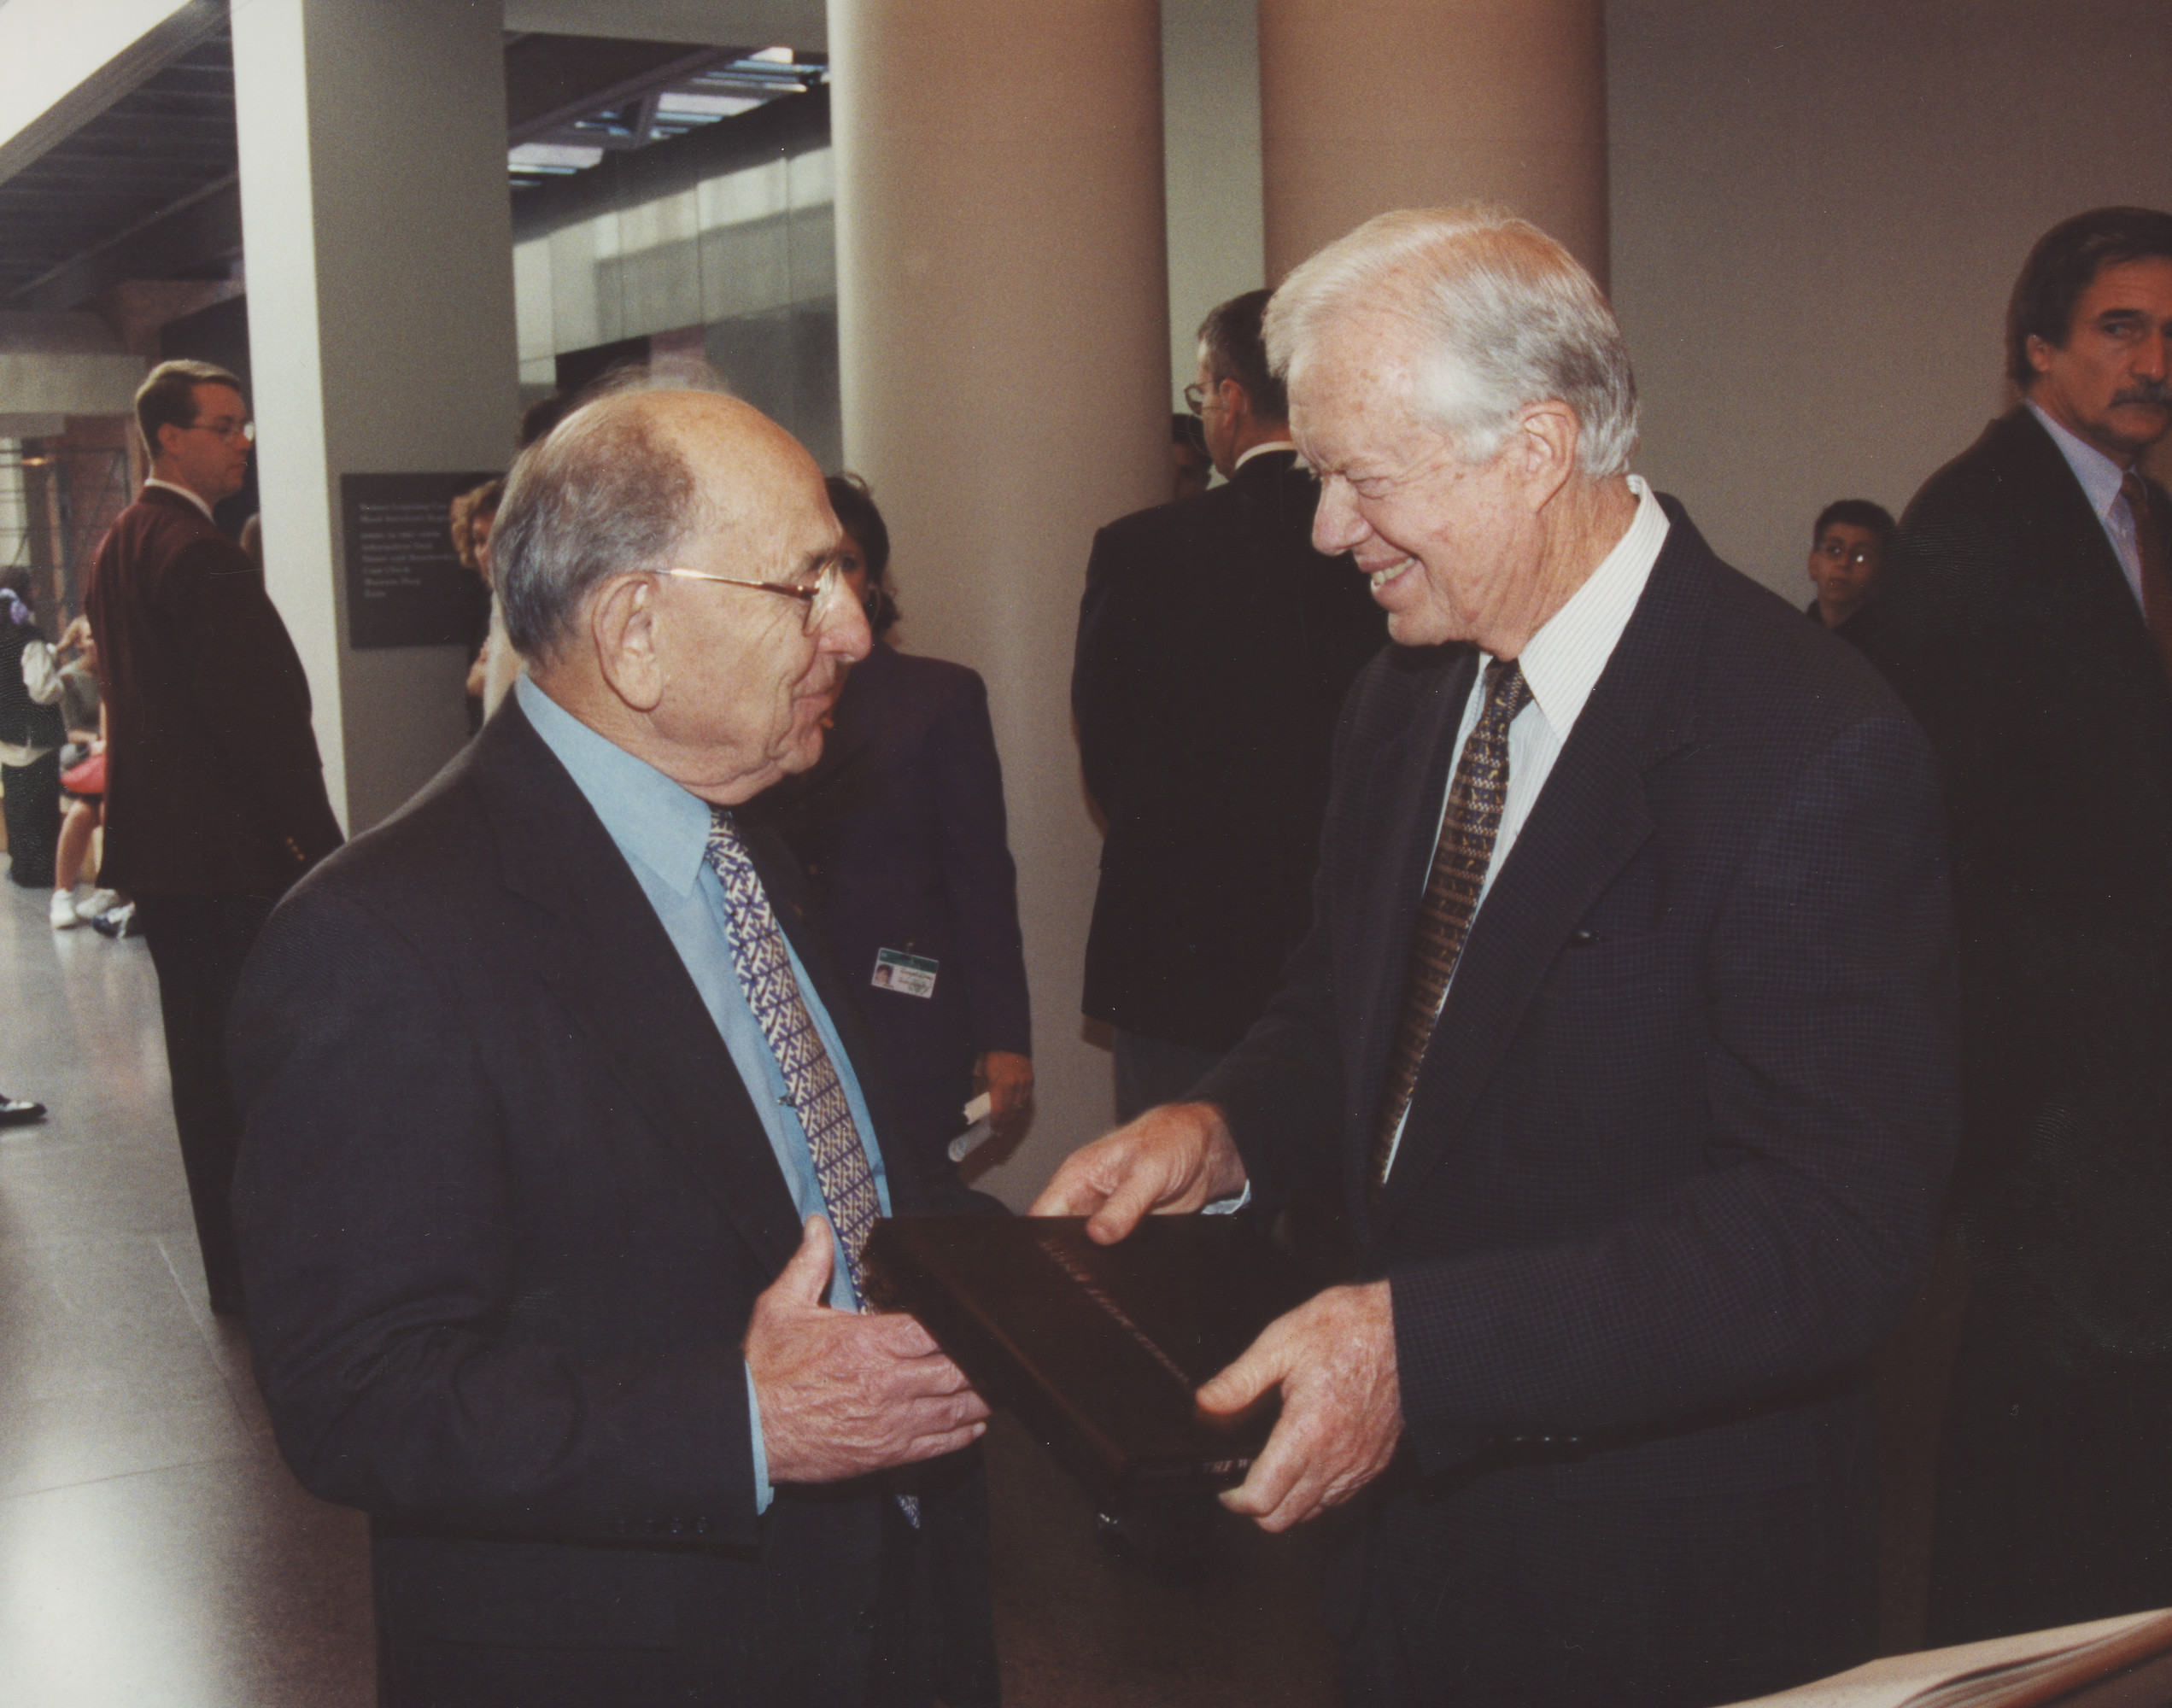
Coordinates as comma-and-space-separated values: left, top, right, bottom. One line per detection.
493, 370, 720, 662
1264, 206, 1639, 479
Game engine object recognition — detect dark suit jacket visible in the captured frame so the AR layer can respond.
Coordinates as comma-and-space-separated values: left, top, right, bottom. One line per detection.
85, 486, 342, 894
230, 702, 991, 1708
1804, 592, 1888, 654
747, 640, 1030, 1117
1197, 502, 1959, 1704
1865, 407, 2172, 1361
1074, 450, 1385, 1051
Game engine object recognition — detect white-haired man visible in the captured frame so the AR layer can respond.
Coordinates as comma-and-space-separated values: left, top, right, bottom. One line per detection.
1037, 208, 1960, 1706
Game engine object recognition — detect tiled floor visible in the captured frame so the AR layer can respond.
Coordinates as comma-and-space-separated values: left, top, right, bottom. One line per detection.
0, 870, 1336, 1705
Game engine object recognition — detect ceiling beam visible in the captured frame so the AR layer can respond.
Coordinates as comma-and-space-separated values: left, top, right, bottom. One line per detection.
0, 0, 229, 193
9, 175, 241, 312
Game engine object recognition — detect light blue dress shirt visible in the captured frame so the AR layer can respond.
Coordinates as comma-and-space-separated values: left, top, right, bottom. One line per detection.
517, 676, 894, 1511
2028, 400, 2149, 610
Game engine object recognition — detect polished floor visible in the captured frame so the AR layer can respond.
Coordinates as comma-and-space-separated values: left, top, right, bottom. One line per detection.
0, 869, 1335, 1706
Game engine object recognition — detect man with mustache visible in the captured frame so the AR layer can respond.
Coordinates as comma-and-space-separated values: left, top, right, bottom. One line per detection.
1865, 206, 2172, 1644
230, 381, 996, 1707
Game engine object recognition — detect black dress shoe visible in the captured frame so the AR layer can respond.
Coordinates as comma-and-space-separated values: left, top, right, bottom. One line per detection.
90, 902, 141, 939
0, 1094, 47, 1126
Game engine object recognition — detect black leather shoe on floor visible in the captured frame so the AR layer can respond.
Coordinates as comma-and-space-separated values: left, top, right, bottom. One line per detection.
90, 903, 142, 939
0, 1095, 48, 1126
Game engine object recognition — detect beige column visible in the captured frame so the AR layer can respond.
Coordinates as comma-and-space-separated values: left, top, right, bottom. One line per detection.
1259, 0, 1609, 286
231, 0, 518, 832
828, 0, 1168, 1207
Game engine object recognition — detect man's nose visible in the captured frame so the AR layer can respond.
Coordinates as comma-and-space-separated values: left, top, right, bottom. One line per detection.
2135, 326, 2170, 383
822, 590, 873, 662
1313, 479, 1366, 556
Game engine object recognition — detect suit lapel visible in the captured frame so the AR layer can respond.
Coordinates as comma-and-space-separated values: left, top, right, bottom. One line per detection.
474, 707, 805, 1278
1365, 520, 1710, 1236
1344, 646, 1480, 1156
2002, 410, 2172, 710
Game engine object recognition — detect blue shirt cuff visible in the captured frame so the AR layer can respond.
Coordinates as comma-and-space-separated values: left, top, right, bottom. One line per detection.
746, 1360, 774, 1515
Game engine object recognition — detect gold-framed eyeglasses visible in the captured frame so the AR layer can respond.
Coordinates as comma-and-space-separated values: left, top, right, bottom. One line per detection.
665, 557, 846, 633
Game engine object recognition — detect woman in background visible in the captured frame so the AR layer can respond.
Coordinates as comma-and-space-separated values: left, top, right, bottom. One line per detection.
449, 478, 502, 733
748, 474, 1033, 1176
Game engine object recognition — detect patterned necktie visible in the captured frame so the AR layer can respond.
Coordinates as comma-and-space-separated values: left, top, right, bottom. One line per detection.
706, 810, 920, 1524
705, 810, 881, 1304
2121, 472, 2172, 684
1372, 658, 1533, 1193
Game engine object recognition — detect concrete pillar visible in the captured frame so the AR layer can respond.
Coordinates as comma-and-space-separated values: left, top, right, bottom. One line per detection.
231, 0, 519, 832
1258, 0, 1610, 287
828, 0, 1168, 1206
1162, 0, 1265, 398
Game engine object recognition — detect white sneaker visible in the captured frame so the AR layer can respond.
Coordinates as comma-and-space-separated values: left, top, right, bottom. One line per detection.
49, 892, 80, 929
76, 888, 119, 918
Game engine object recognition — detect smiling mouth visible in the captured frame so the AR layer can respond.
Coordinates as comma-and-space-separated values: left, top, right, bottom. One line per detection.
1367, 556, 1416, 594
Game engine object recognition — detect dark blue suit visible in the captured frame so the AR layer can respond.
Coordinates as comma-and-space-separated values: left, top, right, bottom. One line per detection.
1866, 409, 2172, 1642
748, 640, 1031, 1171
1074, 449, 1385, 1054
230, 703, 994, 1706
1197, 500, 1960, 1707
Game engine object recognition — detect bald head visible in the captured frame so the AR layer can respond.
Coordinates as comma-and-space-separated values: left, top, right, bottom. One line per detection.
495, 384, 817, 664
496, 378, 869, 804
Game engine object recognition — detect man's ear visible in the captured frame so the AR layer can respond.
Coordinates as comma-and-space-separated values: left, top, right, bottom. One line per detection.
590, 572, 666, 713
1513, 400, 1582, 512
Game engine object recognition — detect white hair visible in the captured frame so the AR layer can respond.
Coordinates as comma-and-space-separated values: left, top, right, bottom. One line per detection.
1264, 206, 1639, 478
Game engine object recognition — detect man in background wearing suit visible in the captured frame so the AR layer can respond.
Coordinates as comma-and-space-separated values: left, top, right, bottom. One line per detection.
1864, 206, 2172, 1645
1039, 208, 1959, 1708
231, 382, 995, 1707
1074, 288, 1385, 1120
85, 359, 342, 1316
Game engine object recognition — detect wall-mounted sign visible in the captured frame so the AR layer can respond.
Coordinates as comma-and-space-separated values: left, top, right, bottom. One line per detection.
342, 471, 498, 650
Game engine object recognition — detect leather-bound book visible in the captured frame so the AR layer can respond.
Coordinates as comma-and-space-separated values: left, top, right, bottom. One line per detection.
863, 1214, 1316, 1502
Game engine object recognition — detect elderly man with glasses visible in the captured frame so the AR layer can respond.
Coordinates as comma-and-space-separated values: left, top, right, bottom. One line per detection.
85, 358, 342, 1319
229, 379, 998, 1708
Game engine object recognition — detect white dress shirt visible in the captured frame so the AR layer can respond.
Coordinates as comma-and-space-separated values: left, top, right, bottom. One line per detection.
142, 477, 215, 523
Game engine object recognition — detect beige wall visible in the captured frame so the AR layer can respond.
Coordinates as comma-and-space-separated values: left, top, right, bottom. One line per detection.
1608, 0, 2172, 597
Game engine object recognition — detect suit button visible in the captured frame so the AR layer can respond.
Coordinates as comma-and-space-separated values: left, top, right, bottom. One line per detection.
694, 1518, 711, 1536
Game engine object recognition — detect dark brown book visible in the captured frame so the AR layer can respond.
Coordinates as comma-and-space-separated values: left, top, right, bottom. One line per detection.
863, 1214, 1318, 1502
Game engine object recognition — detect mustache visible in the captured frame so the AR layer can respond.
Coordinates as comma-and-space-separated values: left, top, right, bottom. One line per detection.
2112, 381, 2172, 409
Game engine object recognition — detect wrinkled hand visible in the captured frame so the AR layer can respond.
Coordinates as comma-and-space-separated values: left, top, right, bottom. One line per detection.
974, 1050, 1034, 1141
1028, 1102, 1248, 1243
1197, 1280, 1402, 1532
746, 1217, 989, 1484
